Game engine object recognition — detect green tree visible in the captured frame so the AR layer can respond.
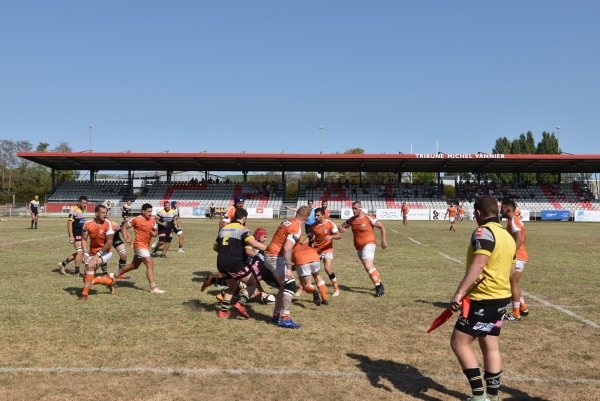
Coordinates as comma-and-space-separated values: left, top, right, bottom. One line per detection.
536, 131, 559, 183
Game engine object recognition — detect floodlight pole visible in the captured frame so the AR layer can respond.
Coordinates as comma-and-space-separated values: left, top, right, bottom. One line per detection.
319, 126, 323, 154
556, 125, 561, 153
89, 125, 93, 151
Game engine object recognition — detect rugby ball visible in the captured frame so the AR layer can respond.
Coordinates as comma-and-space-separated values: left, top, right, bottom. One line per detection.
261, 293, 276, 304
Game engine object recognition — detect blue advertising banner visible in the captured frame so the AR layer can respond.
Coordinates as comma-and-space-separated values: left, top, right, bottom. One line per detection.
541, 210, 570, 220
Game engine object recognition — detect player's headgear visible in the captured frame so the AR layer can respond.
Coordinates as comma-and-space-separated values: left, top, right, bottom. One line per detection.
254, 227, 267, 238
234, 194, 245, 203
171, 201, 178, 207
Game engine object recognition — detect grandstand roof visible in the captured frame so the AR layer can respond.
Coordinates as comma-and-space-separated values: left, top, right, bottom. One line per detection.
17, 152, 600, 174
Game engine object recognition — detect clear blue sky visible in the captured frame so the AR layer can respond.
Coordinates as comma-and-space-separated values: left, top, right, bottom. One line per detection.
2, 1, 599, 157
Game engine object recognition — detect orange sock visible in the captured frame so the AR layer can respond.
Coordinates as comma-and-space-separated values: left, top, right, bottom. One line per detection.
367, 268, 381, 285
520, 301, 528, 311
317, 281, 328, 301
82, 271, 95, 296
304, 284, 315, 294
91, 276, 112, 285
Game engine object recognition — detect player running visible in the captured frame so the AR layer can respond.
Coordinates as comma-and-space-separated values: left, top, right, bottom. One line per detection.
445, 202, 457, 231
458, 204, 465, 223
292, 243, 329, 306
307, 207, 342, 296
152, 201, 177, 257
170, 201, 185, 252
77, 205, 117, 301
501, 199, 530, 321
121, 200, 133, 224
264, 206, 310, 328
339, 201, 387, 297
29, 195, 40, 229
401, 202, 409, 226
57, 196, 88, 276
114, 203, 165, 293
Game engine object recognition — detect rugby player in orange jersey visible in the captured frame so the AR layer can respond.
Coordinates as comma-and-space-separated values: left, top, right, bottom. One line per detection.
458, 204, 466, 224
500, 199, 530, 321
114, 203, 165, 294
77, 204, 117, 301
292, 243, 329, 306
219, 194, 245, 229
307, 207, 342, 296
338, 201, 387, 297
401, 202, 409, 226
321, 200, 331, 220
264, 206, 310, 328
445, 202, 458, 231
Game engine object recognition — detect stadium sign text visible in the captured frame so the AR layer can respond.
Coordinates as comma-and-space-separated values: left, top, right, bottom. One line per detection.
416, 153, 505, 159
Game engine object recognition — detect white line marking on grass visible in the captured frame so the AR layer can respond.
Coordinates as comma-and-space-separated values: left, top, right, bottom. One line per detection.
408, 238, 421, 244
436, 252, 599, 329
522, 291, 600, 329
0, 367, 598, 384
439, 253, 462, 264
0, 235, 66, 247
391, 229, 399, 233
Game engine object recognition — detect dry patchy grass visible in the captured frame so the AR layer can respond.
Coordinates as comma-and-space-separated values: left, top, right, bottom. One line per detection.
0, 217, 598, 400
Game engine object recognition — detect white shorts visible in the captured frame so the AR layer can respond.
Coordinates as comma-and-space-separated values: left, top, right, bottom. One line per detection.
449, 218, 456, 223
265, 255, 286, 278
134, 249, 152, 258
319, 252, 333, 260
84, 252, 113, 267
515, 260, 527, 272
356, 244, 376, 260
296, 262, 321, 278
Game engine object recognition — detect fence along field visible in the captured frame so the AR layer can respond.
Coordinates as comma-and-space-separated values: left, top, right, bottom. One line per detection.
0, 217, 598, 401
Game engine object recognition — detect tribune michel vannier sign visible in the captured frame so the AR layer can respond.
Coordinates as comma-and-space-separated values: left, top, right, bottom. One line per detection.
415, 153, 506, 159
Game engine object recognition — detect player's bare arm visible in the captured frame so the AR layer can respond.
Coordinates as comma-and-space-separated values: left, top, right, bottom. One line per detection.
247, 238, 267, 251
121, 222, 132, 244
374, 221, 387, 249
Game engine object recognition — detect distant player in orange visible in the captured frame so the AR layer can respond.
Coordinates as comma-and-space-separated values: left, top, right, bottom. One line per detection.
445, 202, 457, 231
401, 202, 409, 226
339, 201, 387, 297
264, 206, 310, 328
114, 203, 165, 293
458, 204, 466, 224
292, 243, 329, 306
77, 204, 116, 301
307, 207, 342, 296
321, 200, 331, 220
501, 199, 529, 321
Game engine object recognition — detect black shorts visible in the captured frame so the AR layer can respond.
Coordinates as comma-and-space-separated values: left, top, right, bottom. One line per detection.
454, 297, 510, 337
217, 265, 252, 281
249, 256, 279, 288
73, 228, 83, 242
113, 238, 124, 248
31, 210, 39, 216
122, 212, 129, 219
158, 230, 173, 243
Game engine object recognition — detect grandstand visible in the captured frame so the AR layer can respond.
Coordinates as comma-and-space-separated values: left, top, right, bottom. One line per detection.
297, 182, 448, 211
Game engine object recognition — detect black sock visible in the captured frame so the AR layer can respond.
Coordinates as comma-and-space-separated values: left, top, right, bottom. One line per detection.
220, 299, 231, 312
484, 371, 501, 397
239, 294, 249, 304
328, 273, 336, 281
463, 368, 485, 396
119, 258, 126, 270
101, 263, 108, 274
74, 266, 81, 274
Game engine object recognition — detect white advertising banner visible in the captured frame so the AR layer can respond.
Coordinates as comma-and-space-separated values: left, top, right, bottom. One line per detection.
247, 207, 274, 219
179, 206, 206, 218
340, 208, 369, 220
376, 208, 430, 220
574, 210, 600, 222
518, 210, 530, 221
429, 208, 447, 221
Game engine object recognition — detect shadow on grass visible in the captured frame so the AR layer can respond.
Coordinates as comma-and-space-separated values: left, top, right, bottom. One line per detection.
501, 386, 549, 401
415, 299, 450, 309
347, 353, 465, 400
183, 298, 272, 322
337, 284, 374, 295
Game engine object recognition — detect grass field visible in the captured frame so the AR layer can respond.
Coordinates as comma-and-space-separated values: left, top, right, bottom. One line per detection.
0, 216, 599, 401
